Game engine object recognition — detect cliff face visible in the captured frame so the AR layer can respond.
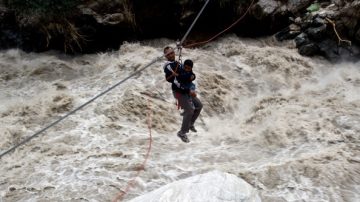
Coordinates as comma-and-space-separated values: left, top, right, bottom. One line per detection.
0, 0, 359, 59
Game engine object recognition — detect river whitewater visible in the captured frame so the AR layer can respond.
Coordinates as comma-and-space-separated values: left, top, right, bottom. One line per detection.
1, 35, 359, 201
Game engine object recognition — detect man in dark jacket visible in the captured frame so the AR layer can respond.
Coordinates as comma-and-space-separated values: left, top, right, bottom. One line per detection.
163, 47, 203, 143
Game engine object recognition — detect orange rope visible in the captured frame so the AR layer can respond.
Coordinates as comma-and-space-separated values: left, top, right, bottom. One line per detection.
183, 0, 255, 48
325, 17, 352, 46
112, 98, 153, 202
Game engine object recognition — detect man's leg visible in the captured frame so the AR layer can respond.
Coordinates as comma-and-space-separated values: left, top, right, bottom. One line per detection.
190, 96, 203, 131
174, 92, 194, 134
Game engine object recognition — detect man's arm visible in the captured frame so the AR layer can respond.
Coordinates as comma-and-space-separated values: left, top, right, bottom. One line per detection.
164, 62, 179, 82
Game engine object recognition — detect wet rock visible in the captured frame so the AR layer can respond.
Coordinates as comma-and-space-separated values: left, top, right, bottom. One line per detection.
253, 0, 280, 19
312, 16, 326, 27
306, 24, 327, 40
290, 24, 301, 32
275, 26, 301, 41
9, 187, 16, 191
294, 33, 309, 47
251, 0, 313, 35
333, 0, 346, 7
254, 0, 312, 18
318, 39, 359, 61
298, 43, 320, 56
316, 39, 341, 59
294, 17, 302, 24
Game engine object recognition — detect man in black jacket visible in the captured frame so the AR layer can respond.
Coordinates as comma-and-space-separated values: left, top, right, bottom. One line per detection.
163, 47, 203, 143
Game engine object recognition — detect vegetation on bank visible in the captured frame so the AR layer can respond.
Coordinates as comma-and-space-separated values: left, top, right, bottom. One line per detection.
5, 0, 82, 52
3, 0, 136, 52
6, 0, 79, 16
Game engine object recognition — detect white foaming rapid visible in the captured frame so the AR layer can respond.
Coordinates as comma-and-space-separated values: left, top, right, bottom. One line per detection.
0, 35, 359, 202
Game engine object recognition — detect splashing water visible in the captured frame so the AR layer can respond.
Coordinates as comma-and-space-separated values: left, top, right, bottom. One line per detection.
0, 35, 359, 201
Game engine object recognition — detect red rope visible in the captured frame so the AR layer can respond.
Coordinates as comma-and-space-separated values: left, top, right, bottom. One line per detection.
112, 98, 153, 202
184, 0, 255, 48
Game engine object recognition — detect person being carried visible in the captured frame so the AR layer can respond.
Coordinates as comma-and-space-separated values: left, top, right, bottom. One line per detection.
178, 59, 197, 98
163, 47, 203, 143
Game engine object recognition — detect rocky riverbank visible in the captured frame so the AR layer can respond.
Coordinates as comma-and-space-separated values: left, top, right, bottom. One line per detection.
275, 0, 360, 60
0, 0, 359, 60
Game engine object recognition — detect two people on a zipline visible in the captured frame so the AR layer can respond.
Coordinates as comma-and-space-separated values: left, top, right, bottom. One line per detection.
163, 47, 203, 143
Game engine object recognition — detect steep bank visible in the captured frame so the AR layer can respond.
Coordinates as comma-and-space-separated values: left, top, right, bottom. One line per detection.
0, 0, 359, 60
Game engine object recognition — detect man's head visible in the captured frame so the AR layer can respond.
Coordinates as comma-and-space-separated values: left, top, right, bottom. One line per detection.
164, 47, 175, 61
184, 59, 193, 72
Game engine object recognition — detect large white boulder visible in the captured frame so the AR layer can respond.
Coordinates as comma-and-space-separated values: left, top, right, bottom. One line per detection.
129, 170, 261, 202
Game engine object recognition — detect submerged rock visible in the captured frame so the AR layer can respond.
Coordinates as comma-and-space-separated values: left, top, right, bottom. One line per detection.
129, 170, 261, 202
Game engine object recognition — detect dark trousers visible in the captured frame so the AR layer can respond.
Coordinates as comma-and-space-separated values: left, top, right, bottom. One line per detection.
173, 91, 203, 133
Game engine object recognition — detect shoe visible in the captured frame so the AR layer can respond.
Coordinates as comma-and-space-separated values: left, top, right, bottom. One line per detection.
177, 131, 190, 143
189, 126, 197, 132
